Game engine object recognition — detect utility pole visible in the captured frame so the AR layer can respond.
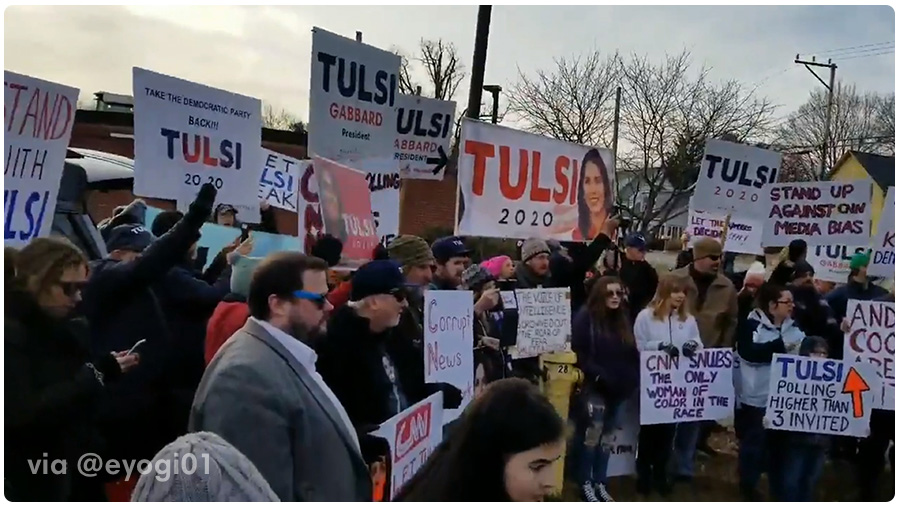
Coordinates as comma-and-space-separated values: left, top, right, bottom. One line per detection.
794, 55, 837, 180
611, 86, 622, 197
483, 85, 502, 124
466, 6, 492, 121
355, 31, 362, 42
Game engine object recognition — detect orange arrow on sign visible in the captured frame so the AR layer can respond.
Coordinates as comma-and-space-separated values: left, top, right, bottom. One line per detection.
842, 367, 871, 418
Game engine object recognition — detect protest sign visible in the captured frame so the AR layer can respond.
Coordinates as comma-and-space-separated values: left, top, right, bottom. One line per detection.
313, 156, 379, 266
4, 72, 78, 247
808, 244, 869, 283
870, 186, 895, 279
132, 67, 263, 210
457, 120, 615, 241
607, 395, 640, 477
308, 27, 400, 164
765, 354, 879, 437
355, 157, 400, 246
424, 290, 474, 424
395, 94, 456, 180
687, 201, 763, 254
259, 148, 308, 212
509, 288, 571, 359
762, 180, 872, 247
370, 392, 443, 501
844, 300, 895, 410
692, 139, 780, 218
639, 349, 734, 425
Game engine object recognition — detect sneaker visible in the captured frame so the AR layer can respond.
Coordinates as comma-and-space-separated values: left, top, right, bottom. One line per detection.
594, 483, 614, 502
582, 482, 600, 502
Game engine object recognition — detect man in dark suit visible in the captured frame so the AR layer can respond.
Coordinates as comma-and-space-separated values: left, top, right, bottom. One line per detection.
190, 252, 371, 501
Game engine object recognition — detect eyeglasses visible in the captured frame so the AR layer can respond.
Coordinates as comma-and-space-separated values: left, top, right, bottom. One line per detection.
607, 290, 624, 298
389, 288, 408, 303
293, 290, 329, 309
705, 255, 721, 261
59, 281, 87, 297
776, 299, 795, 306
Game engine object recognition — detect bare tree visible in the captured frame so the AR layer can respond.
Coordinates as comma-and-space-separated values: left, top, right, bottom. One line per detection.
616, 51, 775, 233
775, 83, 894, 179
393, 38, 466, 101
262, 103, 306, 133
507, 51, 619, 146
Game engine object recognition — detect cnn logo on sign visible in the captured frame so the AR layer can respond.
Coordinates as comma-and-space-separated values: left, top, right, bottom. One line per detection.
394, 403, 431, 462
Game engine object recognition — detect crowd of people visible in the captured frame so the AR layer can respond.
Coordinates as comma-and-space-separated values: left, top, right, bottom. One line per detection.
4, 181, 894, 502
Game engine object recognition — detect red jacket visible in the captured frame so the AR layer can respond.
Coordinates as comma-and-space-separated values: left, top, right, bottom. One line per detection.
205, 295, 250, 365
327, 280, 353, 310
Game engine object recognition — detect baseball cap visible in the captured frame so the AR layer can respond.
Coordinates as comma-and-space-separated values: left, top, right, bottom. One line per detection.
106, 224, 154, 253
350, 260, 406, 301
431, 236, 470, 263
216, 204, 238, 216
625, 233, 647, 252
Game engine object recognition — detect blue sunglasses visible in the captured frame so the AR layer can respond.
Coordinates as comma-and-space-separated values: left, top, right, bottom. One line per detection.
293, 290, 329, 308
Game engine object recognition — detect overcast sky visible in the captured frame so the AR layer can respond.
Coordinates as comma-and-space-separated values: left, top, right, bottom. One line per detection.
4, 5, 895, 130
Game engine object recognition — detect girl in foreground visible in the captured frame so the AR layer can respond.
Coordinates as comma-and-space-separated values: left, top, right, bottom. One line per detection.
394, 379, 565, 501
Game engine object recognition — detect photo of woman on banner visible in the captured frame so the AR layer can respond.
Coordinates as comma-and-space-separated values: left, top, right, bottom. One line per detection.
574, 149, 614, 241
314, 160, 349, 244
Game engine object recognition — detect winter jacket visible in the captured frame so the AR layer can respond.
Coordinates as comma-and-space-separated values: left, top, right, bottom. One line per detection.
619, 258, 659, 321
825, 279, 890, 322
82, 198, 209, 463
516, 234, 612, 305
735, 309, 805, 408
205, 294, 250, 365
317, 305, 432, 428
673, 265, 739, 348
327, 279, 353, 309
633, 307, 703, 352
571, 307, 640, 404
789, 284, 842, 359
5, 291, 120, 501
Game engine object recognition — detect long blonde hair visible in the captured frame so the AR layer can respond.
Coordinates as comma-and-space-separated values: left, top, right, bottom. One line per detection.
649, 273, 694, 321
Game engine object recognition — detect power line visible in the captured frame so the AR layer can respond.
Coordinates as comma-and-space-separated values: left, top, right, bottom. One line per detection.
801, 40, 894, 57
837, 49, 894, 61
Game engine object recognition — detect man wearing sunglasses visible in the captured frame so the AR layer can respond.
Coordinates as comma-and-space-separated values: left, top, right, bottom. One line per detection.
670, 237, 738, 483
190, 252, 371, 501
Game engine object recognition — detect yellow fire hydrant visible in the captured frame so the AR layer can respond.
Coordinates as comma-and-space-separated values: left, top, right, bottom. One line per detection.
540, 350, 583, 495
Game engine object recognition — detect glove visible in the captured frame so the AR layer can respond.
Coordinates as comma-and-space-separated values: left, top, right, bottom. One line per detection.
89, 353, 122, 385
437, 383, 463, 409
682, 341, 699, 358
659, 342, 680, 358
186, 183, 218, 224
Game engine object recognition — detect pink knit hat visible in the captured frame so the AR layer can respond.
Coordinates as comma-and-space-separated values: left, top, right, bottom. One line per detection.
481, 255, 511, 279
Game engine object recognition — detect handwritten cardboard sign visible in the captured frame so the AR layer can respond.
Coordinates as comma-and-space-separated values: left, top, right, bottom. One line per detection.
762, 181, 872, 247
870, 186, 895, 279
765, 354, 879, 437
607, 395, 640, 477
639, 349, 735, 425
258, 148, 307, 212
687, 201, 763, 254
509, 287, 572, 359
844, 300, 895, 411
370, 392, 443, 500
4, 72, 79, 247
424, 290, 474, 424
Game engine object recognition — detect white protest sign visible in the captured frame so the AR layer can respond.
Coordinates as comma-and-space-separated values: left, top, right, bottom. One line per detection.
308, 27, 400, 164
693, 139, 781, 218
808, 244, 869, 283
844, 300, 895, 410
4, 72, 78, 248
762, 180, 872, 247
132, 68, 262, 209
357, 157, 400, 246
687, 201, 763, 255
607, 395, 640, 477
396, 94, 456, 180
424, 290, 474, 424
639, 349, 735, 425
457, 119, 615, 241
259, 148, 308, 212
509, 288, 572, 359
765, 354, 879, 437
371, 392, 443, 500
870, 187, 895, 279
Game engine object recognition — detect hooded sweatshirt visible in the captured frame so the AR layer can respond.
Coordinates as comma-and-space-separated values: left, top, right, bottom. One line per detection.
736, 308, 805, 408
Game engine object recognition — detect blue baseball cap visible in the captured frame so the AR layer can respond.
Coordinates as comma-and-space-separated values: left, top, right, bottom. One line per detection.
350, 260, 406, 302
625, 233, 647, 252
106, 224, 154, 253
431, 236, 470, 263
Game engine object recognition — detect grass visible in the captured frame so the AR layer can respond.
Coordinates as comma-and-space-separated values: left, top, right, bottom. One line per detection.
561, 429, 895, 501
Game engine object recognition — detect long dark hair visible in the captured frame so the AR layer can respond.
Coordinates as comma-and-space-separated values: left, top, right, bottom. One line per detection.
577, 149, 613, 239
394, 379, 564, 501
586, 275, 633, 346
